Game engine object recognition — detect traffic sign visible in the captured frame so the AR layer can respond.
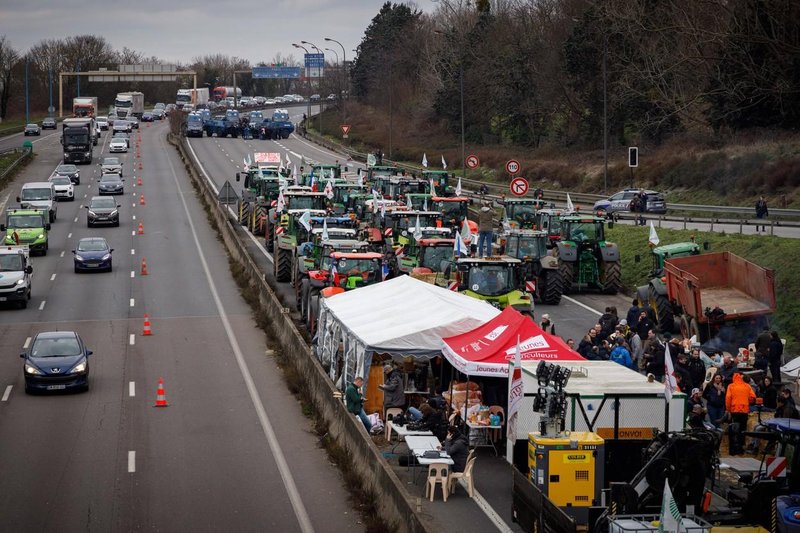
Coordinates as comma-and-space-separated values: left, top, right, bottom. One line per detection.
506, 159, 521, 175
341, 124, 351, 138
510, 177, 529, 197
466, 154, 480, 169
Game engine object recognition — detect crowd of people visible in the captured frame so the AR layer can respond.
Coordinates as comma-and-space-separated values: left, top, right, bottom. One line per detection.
566, 299, 792, 453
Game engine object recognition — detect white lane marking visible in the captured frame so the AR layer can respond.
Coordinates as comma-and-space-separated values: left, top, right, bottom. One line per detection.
131, 249, 135, 255
131, 231, 135, 236
38, 301, 46, 311
130, 270, 135, 278
73, 217, 78, 222
128, 451, 136, 473
458, 479, 514, 533
129, 298, 135, 307
1, 385, 12, 402
132, 215, 136, 220
50, 274, 56, 281
60, 251, 65, 257
129, 381, 135, 397
562, 295, 603, 316
84, 193, 87, 198
67, 232, 72, 239
129, 334, 135, 345
132, 203, 136, 207
163, 140, 313, 533
23, 337, 31, 349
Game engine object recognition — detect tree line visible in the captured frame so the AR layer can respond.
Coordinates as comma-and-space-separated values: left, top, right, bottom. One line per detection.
350, 0, 800, 149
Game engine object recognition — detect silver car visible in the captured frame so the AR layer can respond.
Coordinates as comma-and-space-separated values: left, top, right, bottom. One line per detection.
100, 157, 123, 177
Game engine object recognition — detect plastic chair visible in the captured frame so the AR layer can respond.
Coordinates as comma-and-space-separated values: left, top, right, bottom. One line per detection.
385, 407, 403, 440
449, 456, 476, 497
488, 405, 505, 443
425, 463, 450, 502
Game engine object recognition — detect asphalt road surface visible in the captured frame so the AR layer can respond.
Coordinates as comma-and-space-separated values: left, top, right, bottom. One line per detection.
0, 120, 362, 532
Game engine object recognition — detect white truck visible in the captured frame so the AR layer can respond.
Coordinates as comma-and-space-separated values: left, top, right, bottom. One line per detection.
0, 246, 33, 308
176, 88, 209, 109
114, 91, 144, 119
73, 97, 98, 118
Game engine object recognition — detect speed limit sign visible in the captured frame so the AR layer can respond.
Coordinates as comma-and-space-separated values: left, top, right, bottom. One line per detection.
505, 159, 521, 175
466, 154, 480, 169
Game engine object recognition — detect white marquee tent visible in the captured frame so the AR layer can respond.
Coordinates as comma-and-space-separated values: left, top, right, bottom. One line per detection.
315, 275, 500, 388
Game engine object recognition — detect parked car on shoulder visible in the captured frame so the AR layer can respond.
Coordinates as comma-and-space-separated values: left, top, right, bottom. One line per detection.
593, 188, 667, 216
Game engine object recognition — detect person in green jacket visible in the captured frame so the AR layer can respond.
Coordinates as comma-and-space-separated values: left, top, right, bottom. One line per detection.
346, 376, 372, 432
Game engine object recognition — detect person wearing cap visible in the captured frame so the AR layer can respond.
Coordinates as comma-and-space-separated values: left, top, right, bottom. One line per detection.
616, 318, 630, 339
378, 364, 405, 415
539, 314, 555, 335
688, 387, 704, 411
687, 404, 709, 429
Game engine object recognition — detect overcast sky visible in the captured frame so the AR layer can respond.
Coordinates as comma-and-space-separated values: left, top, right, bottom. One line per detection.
0, 0, 429, 65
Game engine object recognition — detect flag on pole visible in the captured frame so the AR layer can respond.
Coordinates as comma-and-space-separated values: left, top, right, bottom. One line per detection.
243, 157, 250, 170
506, 335, 524, 464
430, 178, 438, 198
649, 221, 660, 246
371, 189, 380, 213
285, 153, 291, 169
276, 190, 286, 212
566, 193, 575, 213
442, 155, 447, 170
367, 153, 377, 167
454, 230, 467, 257
423, 197, 428, 212
298, 211, 312, 231
324, 180, 334, 200
293, 164, 299, 186
380, 200, 386, 218
422, 153, 428, 168
322, 218, 329, 241
502, 216, 512, 232
310, 175, 318, 192
664, 342, 678, 402
381, 262, 389, 280
461, 218, 473, 244
413, 215, 423, 241
455, 177, 462, 196
658, 479, 686, 533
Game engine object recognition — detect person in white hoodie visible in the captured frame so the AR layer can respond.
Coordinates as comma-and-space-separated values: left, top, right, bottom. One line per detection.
477, 201, 494, 258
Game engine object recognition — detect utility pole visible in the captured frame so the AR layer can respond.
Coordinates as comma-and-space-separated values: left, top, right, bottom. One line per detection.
603, 34, 608, 195
24, 59, 29, 125
324, 37, 347, 122
49, 65, 53, 117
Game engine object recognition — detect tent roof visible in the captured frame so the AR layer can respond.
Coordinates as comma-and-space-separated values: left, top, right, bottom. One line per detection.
441, 307, 584, 377
521, 360, 681, 396
321, 275, 500, 357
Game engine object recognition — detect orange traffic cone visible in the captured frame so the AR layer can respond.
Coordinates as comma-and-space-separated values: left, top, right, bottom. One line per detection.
141, 257, 148, 276
139, 161, 143, 170
154, 377, 168, 407
143, 313, 152, 336
137, 176, 142, 186
137, 222, 144, 235
139, 194, 146, 205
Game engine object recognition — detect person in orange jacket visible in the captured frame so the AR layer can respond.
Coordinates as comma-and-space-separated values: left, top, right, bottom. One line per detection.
726, 373, 756, 454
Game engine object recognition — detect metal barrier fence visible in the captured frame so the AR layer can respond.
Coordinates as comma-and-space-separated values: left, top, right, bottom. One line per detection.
0, 147, 33, 183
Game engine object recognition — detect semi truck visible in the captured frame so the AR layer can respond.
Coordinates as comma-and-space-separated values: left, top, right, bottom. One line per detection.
0, 245, 33, 308
176, 88, 209, 109
114, 91, 144, 119
662, 250, 776, 353
212, 86, 242, 102
73, 97, 98, 118
61, 117, 97, 164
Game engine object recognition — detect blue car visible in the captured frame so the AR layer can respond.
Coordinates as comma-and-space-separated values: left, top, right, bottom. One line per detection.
21, 331, 92, 393
73, 237, 113, 272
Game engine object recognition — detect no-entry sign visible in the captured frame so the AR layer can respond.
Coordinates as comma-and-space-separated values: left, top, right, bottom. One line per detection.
510, 177, 529, 197
506, 159, 521, 175
466, 154, 480, 169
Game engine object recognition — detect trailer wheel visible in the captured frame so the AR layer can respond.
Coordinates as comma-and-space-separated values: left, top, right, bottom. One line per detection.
306, 293, 320, 335
540, 269, 563, 305
650, 285, 675, 334
558, 261, 574, 295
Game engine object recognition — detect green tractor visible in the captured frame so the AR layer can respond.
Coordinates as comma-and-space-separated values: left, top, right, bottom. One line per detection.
236, 166, 282, 203
331, 182, 368, 215
501, 198, 545, 230
302, 163, 341, 186
438, 257, 535, 316
367, 165, 401, 183
635, 240, 704, 333
382, 210, 443, 249
422, 170, 451, 193
397, 237, 455, 274
501, 229, 563, 305
404, 192, 432, 211
555, 214, 621, 294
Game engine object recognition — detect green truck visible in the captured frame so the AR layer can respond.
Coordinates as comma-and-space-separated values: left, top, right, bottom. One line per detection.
1, 208, 50, 255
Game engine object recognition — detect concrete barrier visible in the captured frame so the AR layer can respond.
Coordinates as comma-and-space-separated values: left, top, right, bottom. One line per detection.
169, 135, 433, 533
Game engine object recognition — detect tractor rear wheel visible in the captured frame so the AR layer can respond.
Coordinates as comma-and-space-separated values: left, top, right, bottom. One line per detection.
275, 247, 291, 282
559, 261, 575, 295
601, 261, 621, 294
306, 292, 320, 335
540, 269, 564, 305
649, 285, 674, 334
299, 279, 310, 322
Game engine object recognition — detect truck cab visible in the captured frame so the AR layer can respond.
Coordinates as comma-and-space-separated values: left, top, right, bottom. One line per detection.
1, 209, 50, 255
0, 245, 33, 308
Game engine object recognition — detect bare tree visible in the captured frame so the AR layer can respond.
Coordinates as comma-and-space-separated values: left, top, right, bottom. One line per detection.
0, 36, 19, 119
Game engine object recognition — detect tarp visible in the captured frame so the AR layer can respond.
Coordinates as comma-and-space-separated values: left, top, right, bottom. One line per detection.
441, 307, 584, 377
316, 275, 500, 388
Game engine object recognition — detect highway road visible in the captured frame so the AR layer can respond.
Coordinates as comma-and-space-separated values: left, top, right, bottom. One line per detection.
0, 120, 362, 532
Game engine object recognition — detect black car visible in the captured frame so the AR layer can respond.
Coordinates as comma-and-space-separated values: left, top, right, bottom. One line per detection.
24, 123, 41, 136
42, 117, 57, 129
98, 173, 124, 195
22, 331, 92, 393
73, 237, 113, 272
85, 196, 120, 227
53, 164, 80, 185
141, 112, 154, 122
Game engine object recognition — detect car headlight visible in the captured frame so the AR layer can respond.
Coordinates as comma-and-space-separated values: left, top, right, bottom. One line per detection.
101, 254, 111, 260
24, 364, 41, 375
37, 234, 44, 240
16, 279, 25, 285
75, 254, 84, 261
84, 152, 91, 156
110, 210, 118, 217
71, 360, 87, 373
88, 210, 97, 217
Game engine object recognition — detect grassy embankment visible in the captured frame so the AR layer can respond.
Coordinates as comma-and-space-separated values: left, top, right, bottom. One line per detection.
0, 114, 52, 138
606, 225, 799, 350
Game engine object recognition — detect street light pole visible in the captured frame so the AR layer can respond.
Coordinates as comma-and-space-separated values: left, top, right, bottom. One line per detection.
49, 65, 53, 117
302, 41, 323, 136
24, 59, 29, 125
293, 43, 312, 135
324, 37, 347, 122
603, 34, 608, 195
324, 47, 344, 126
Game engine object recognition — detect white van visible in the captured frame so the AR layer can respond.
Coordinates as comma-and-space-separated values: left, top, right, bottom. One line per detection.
18, 182, 57, 222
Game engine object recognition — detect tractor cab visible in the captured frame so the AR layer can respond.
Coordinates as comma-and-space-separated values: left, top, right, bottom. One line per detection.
502, 198, 543, 230
367, 166, 401, 183
387, 177, 429, 200
646, 241, 702, 277
399, 238, 456, 274
500, 229, 563, 304
432, 196, 471, 229
308, 164, 341, 181
533, 208, 565, 246
422, 170, 451, 192
331, 183, 368, 214
383, 211, 443, 246
312, 252, 385, 297
556, 215, 620, 294
443, 257, 534, 314
236, 167, 282, 202
405, 193, 432, 211
283, 191, 328, 211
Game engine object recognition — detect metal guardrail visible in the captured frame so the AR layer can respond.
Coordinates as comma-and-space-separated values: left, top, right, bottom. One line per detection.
0, 147, 33, 183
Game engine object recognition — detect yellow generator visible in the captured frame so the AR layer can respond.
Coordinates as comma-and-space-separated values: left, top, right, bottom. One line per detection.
528, 431, 604, 524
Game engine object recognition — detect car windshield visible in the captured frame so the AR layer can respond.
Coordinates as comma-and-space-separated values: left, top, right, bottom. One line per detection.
113, 133, 127, 138
64, 132, 89, 144
21, 188, 51, 201
58, 165, 77, 174
507, 236, 546, 259
436, 201, 464, 218
508, 203, 537, 218
7, 215, 43, 228
103, 158, 120, 165
566, 222, 602, 242
90, 197, 116, 209
0, 254, 23, 271
31, 336, 82, 357
50, 177, 72, 186
420, 246, 453, 270
100, 175, 121, 183
26, 124, 37, 128
77, 239, 108, 252
467, 264, 515, 296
